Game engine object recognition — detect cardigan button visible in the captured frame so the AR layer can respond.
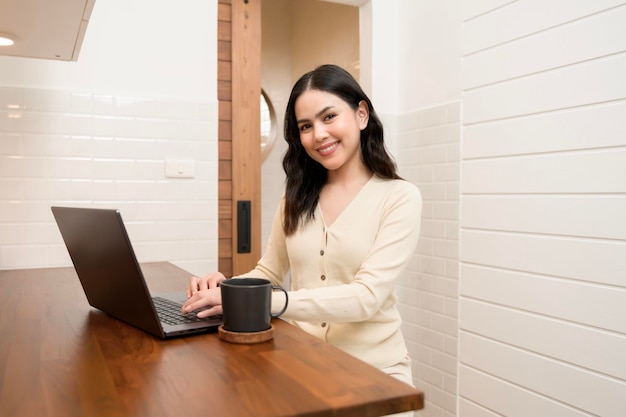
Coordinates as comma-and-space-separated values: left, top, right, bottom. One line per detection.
321, 275, 326, 281
320, 249, 324, 256
321, 322, 327, 328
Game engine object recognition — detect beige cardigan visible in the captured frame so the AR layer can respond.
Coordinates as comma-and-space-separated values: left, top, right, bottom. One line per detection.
237, 175, 422, 369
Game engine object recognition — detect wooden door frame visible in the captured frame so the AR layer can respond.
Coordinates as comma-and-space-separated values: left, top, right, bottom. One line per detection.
217, 0, 262, 277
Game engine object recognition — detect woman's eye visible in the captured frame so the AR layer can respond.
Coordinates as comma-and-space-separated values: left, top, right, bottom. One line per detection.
299, 123, 311, 132
324, 113, 336, 122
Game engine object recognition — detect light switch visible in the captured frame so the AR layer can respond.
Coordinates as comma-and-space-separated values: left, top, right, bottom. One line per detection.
165, 159, 195, 178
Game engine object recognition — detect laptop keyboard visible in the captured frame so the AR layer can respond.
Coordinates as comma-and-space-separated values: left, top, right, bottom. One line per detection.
153, 296, 221, 326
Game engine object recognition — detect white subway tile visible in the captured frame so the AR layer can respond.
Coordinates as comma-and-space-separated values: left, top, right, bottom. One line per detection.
430, 386, 457, 413
421, 292, 446, 314
0, 178, 23, 199
92, 159, 135, 180
70, 93, 94, 114
418, 363, 445, 388
424, 257, 447, 276
415, 165, 435, 182
22, 134, 71, 157
2, 110, 48, 133
158, 220, 203, 241
68, 135, 94, 157
116, 137, 159, 159
89, 117, 116, 137
125, 220, 160, 242
398, 286, 420, 304
445, 259, 459, 279
446, 142, 460, 162
1, 86, 217, 275
155, 99, 204, 120
22, 179, 71, 200
433, 201, 460, 221
116, 96, 159, 118
22, 222, 58, 244
134, 160, 164, 180
175, 200, 217, 220
446, 102, 461, 123
416, 272, 434, 291
47, 113, 93, 135
434, 277, 458, 298
413, 344, 433, 365
445, 298, 459, 318
423, 106, 448, 127
434, 239, 459, 260
417, 237, 434, 256
155, 180, 198, 200
0, 155, 46, 178
0, 87, 23, 109
92, 94, 116, 115
80, 180, 116, 200
47, 157, 93, 179
432, 314, 458, 338
446, 183, 460, 201
421, 145, 449, 164
0, 133, 21, 155
23, 89, 71, 113
421, 219, 447, 239
0, 244, 48, 268
418, 183, 446, 201
444, 335, 458, 356
134, 201, 179, 220
0, 224, 21, 244
434, 124, 460, 145
433, 163, 460, 182
416, 127, 435, 146
114, 180, 159, 201
395, 102, 460, 417
432, 349, 457, 374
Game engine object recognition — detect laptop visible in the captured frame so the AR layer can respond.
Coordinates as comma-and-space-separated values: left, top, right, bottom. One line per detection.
51, 206, 222, 339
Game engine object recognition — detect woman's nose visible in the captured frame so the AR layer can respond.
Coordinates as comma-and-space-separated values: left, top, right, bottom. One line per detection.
313, 123, 328, 141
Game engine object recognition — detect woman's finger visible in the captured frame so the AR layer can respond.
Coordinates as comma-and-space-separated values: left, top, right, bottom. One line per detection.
187, 276, 200, 298
196, 304, 223, 319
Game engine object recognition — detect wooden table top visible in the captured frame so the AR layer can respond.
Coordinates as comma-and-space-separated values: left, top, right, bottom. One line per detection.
0, 262, 423, 417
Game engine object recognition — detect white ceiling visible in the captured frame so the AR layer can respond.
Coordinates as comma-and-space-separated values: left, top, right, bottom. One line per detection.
0, 0, 95, 61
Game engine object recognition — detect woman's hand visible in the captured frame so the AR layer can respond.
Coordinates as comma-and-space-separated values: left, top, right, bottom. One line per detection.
182, 272, 227, 318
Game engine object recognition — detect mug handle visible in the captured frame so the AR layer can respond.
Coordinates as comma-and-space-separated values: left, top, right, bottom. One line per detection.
271, 286, 289, 318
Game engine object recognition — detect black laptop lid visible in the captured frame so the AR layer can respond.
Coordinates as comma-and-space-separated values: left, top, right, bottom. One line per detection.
51, 206, 164, 338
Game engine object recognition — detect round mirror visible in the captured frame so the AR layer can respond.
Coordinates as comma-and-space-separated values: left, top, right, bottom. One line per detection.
260, 89, 277, 161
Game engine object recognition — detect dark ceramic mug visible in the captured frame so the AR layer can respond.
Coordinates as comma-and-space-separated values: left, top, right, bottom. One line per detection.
220, 278, 288, 332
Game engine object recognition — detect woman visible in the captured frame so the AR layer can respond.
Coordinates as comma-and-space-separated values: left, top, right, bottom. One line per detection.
183, 64, 422, 387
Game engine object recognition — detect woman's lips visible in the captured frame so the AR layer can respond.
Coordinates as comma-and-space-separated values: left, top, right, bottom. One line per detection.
317, 141, 339, 156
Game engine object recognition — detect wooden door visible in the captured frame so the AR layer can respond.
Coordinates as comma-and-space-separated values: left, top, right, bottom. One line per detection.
217, 0, 262, 277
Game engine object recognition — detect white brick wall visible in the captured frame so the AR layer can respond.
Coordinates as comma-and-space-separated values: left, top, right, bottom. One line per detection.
0, 86, 218, 276
395, 102, 461, 417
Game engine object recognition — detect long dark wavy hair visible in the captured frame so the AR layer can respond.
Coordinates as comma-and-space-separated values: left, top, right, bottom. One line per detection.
282, 64, 401, 235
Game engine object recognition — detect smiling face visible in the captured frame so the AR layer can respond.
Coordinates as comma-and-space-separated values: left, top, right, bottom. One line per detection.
294, 89, 369, 175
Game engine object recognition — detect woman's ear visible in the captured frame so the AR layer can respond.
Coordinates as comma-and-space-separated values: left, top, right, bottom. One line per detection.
357, 100, 370, 130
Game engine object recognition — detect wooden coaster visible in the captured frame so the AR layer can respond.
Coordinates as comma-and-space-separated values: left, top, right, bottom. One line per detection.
218, 324, 274, 344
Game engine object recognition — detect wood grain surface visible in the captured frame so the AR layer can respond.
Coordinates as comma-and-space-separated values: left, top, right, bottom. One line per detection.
0, 262, 423, 417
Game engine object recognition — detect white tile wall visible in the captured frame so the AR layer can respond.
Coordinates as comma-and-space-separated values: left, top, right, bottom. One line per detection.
459, 2, 626, 416
0, 86, 218, 277
395, 102, 461, 417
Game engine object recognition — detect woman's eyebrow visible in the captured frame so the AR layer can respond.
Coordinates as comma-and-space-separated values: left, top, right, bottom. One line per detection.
297, 106, 335, 124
